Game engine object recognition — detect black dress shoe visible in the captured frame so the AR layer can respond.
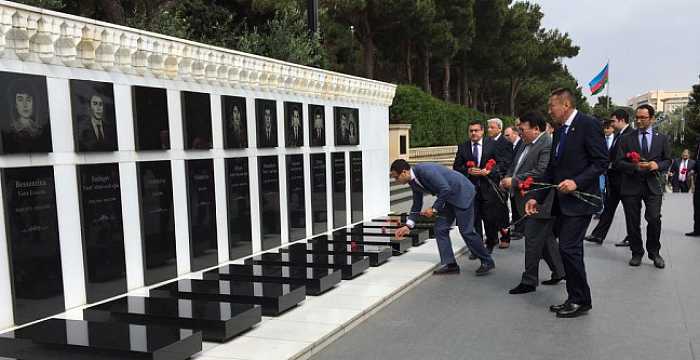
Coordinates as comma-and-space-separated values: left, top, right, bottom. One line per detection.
615, 239, 630, 247
475, 262, 495, 276
649, 254, 665, 269
541, 276, 565, 285
629, 255, 642, 266
584, 235, 603, 244
549, 301, 570, 313
509, 283, 535, 294
686, 232, 700, 237
433, 264, 460, 275
556, 303, 592, 318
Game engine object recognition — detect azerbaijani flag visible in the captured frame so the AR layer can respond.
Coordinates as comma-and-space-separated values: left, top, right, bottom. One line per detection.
588, 63, 609, 95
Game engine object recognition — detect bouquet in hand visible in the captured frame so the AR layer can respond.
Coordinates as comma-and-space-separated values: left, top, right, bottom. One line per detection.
626, 151, 641, 164
518, 176, 535, 197
681, 168, 688, 175
466, 161, 476, 168
485, 159, 496, 171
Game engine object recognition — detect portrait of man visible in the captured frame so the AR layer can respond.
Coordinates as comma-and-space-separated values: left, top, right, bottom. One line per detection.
256, 99, 278, 148
0, 72, 52, 154
309, 104, 325, 147
222, 96, 248, 149
334, 107, 360, 146
285, 102, 303, 147
71, 80, 117, 152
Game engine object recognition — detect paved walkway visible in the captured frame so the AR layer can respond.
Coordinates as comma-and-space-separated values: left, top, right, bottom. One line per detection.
312, 193, 700, 360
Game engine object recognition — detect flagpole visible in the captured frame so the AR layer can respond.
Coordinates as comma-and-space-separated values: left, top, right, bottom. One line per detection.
606, 59, 610, 111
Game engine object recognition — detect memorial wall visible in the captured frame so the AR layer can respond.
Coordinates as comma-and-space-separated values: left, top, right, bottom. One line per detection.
0, 1, 395, 329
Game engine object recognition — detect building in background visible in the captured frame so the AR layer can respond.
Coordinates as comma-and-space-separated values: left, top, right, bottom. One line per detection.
627, 90, 691, 114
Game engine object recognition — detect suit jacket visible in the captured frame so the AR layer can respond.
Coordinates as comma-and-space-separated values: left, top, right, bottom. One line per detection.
506, 133, 555, 219
614, 129, 672, 196
494, 134, 514, 176
540, 111, 609, 217
408, 163, 476, 224
76, 116, 117, 152
670, 158, 695, 183
453, 137, 505, 203
512, 138, 524, 162
606, 125, 634, 182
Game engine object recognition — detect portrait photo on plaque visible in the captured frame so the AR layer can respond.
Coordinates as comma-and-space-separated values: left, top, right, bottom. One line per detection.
256, 99, 278, 148
182, 91, 213, 150
308, 104, 325, 147
284, 102, 303, 147
0, 72, 52, 154
132, 86, 170, 151
70, 79, 118, 152
222, 95, 248, 149
333, 107, 359, 146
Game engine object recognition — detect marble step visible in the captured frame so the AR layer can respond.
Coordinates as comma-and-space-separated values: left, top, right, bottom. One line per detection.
0, 318, 202, 360
360, 221, 436, 238
244, 252, 370, 280
329, 231, 413, 254
149, 279, 306, 316
83, 296, 261, 342
293, 240, 392, 266
202, 264, 341, 296
349, 225, 429, 246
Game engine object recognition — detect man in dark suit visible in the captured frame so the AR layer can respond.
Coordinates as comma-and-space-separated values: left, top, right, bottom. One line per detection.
501, 112, 565, 294
669, 149, 694, 192
504, 125, 525, 242
585, 109, 634, 246
391, 159, 495, 275
615, 104, 672, 268
487, 118, 515, 246
525, 88, 608, 318
77, 94, 117, 151
453, 121, 509, 253
686, 143, 700, 237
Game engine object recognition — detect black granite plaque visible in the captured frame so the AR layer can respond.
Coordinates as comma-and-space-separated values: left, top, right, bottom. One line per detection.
186, 159, 218, 271
286, 154, 306, 241
0, 71, 52, 154
182, 91, 212, 149
137, 161, 177, 285
332, 152, 346, 228
308, 104, 325, 147
225, 158, 252, 260
256, 99, 278, 148
222, 96, 248, 148
70, 80, 117, 152
334, 107, 359, 146
258, 156, 281, 250
2, 166, 64, 325
77, 163, 127, 303
350, 151, 363, 222
310, 153, 327, 235
133, 86, 170, 150
284, 102, 303, 147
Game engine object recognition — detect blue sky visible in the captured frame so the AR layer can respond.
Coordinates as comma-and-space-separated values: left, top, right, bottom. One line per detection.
532, 0, 700, 105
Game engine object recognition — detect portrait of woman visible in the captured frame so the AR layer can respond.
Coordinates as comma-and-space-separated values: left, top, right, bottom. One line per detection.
222, 95, 247, 149
0, 72, 52, 154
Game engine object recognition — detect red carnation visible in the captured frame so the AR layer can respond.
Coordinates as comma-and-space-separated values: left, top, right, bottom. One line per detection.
485, 159, 497, 171
466, 161, 476, 168
626, 151, 641, 164
518, 176, 534, 197
681, 168, 688, 175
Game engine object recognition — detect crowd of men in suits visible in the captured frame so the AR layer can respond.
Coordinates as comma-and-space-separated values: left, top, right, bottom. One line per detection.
391, 87, 691, 319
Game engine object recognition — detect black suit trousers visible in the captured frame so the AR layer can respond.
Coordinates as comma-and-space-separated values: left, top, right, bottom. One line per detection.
694, 189, 700, 233
621, 186, 662, 257
554, 214, 592, 305
590, 178, 629, 242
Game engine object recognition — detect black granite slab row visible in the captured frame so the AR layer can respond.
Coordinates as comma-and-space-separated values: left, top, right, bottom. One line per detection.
329, 231, 413, 255
244, 252, 370, 280
83, 296, 261, 342
203, 264, 341, 296
0, 318, 202, 360
360, 221, 436, 238
281, 241, 392, 267
149, 279, 305, 316
349, 225, 429, 247
379, 213, 438, 225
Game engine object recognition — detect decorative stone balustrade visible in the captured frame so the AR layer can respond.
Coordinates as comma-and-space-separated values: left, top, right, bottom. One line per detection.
0, 0, 396, 105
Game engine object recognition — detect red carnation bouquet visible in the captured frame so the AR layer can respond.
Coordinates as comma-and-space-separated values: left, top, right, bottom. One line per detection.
466, 160, 476, 168
518, 175, 602, 207
518, 176, 535, 197
681, 168, 688, 175
626, 151, 641, 164
485, 159, 497, 171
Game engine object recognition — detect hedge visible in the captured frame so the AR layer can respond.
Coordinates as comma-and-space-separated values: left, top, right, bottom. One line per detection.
390, 85, 514, 147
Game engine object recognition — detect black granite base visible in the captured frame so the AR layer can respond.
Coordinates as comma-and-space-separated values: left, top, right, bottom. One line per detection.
83, 296, 261, 342
284, 241, 392, 267
203, 264, 341, 296
361, 221, 436, 238
244, 252, 370, 280
349, 226, 428, 247
149, 279, 305, 316
0, 318, 202, 360
381, 213, 438, 225
329, 231, 413, 254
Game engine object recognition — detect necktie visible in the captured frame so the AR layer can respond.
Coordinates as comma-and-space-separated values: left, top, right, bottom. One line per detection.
97, 124, 103, 141
472, 142, 480, 167
641, 130, 649, 157
556, 125, 568, 159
